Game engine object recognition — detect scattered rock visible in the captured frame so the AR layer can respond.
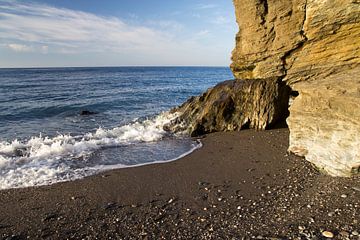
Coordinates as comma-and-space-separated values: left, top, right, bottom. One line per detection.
322, 231, 334, 238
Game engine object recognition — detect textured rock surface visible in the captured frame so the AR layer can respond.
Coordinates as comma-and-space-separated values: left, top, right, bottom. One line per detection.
231, 0, 360, 176
165, 79, 290, 136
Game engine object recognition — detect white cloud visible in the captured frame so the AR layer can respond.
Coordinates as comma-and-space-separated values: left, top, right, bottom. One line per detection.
146, 20, 184, 32
0, 1, 180, 54
41, 45, 49, 54
0, 1, 235, 66
212, 16, 231, 25
7, 43, 33, 52
195, 4, 217, 9
195, 30, 210, 38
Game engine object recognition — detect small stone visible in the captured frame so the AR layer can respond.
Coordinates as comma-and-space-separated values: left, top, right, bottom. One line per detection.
339, 231, 349, 237
298, 225, 305, 231
237, 206, 241, 210
70, 196, 75, 200
341, 194, 347, 198
352, 230, 359, 236
327, 212, 335, 217
322, 231, 334, 238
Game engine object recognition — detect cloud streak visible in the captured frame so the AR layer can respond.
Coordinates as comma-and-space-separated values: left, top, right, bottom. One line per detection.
0, 1, 236, 67
7, 43, 33, 52
0, 1, 179, 54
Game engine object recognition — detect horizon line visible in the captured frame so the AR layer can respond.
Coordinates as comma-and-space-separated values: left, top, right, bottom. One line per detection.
0, 65, 231, 70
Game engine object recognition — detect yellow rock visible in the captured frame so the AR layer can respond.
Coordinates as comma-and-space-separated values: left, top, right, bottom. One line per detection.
231, 0, 360, 176
322, 230, 334, 238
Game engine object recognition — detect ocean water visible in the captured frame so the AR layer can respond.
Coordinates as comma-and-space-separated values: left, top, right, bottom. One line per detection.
0, 67, 233, 189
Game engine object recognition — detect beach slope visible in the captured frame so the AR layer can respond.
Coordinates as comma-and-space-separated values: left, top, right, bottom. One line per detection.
1, 128, 359, 239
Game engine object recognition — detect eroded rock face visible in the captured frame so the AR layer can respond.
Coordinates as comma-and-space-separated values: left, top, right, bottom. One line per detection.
231, 0, 360, 176
165, 79, 290, 136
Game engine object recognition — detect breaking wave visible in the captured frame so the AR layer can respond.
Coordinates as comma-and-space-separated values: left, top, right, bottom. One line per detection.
0, 112, 198, 190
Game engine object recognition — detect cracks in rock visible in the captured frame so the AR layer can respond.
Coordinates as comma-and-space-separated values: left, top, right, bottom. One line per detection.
259, 0, 269, 25
300, 0, 309, 42
280, 0, 309, 80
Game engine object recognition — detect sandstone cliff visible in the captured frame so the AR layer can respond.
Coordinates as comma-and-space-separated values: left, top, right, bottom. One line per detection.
231, 0, 360, 176
168, 0, 359, 177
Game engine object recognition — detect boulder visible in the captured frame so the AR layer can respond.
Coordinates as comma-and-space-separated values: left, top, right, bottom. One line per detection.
165, 79, 290, 136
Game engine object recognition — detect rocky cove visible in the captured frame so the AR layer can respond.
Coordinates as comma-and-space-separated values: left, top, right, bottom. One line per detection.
167, 0, 360, 177
0, 0, 359, 239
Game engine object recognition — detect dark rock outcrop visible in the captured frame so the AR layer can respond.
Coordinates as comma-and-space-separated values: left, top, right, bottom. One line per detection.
165, 79, 290, 136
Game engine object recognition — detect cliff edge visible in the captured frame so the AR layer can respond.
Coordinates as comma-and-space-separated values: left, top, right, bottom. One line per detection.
167, 0, 359, 177
231, 0, 360, 176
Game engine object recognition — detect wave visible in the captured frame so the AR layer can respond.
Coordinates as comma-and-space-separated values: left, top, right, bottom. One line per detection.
0, 111, 197, 190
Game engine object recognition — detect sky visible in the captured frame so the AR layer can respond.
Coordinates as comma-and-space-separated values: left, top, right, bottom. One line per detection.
0, 0, 237, 68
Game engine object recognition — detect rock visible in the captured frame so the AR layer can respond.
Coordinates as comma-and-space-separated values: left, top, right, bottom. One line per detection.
165, 79, 290, 136
322, 231, 334, 238
80, 110, 97, 116
339, 231, 350, 237
231, 0, 360, 176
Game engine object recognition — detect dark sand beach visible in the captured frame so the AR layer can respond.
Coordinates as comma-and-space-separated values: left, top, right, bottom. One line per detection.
0, 127, 359, 239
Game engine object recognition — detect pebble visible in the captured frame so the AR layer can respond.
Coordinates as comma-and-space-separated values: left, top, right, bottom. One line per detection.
352, 230, 359, 236
298, 225, 305, 231
327, 212, 335, 217
322, 231, 334, 238
339, 231, 349, 237
341, 194, 347, 198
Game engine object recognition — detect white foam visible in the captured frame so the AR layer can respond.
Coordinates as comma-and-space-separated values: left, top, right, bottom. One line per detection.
0, 112, 194, 190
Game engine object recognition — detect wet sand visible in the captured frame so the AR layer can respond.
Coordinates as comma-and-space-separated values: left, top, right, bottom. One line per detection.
0, 128, 359, 239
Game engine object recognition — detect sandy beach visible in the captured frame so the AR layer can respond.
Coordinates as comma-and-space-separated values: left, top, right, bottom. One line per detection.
0, 127, 359, 239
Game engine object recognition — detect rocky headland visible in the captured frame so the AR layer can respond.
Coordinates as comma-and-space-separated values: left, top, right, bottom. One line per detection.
168, 0, 360, 177
0, 1, 359, 239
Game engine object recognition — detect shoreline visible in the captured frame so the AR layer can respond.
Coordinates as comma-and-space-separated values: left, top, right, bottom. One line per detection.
1, 128, 359, 239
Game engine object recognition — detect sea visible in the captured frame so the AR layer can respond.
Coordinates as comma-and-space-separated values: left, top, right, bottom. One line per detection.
0, 67, 233, 189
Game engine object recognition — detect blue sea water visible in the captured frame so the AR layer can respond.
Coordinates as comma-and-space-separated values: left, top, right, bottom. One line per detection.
0, 67, 233, 189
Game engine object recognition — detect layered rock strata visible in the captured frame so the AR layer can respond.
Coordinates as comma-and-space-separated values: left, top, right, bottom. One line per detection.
168, 0, 359, 176
230, 0, 360, 176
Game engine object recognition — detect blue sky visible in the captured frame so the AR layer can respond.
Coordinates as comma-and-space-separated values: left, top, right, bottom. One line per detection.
0, 0, 237, 68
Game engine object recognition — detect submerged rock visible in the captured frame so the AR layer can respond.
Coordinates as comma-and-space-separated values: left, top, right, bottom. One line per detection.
80, 110, 97, 116
165, 78, 290, 136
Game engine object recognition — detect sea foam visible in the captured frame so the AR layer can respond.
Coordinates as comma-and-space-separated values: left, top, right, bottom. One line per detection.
0, 112, 195, 190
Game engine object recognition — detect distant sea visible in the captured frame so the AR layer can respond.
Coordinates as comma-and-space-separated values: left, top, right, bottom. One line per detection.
0, 67, 233, 189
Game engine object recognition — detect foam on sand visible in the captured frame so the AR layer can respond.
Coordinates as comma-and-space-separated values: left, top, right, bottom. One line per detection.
0, 112, 199, 190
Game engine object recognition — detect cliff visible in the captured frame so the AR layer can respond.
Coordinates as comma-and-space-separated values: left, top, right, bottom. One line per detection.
168, 0, 360, 176
231, 0, 360, 176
